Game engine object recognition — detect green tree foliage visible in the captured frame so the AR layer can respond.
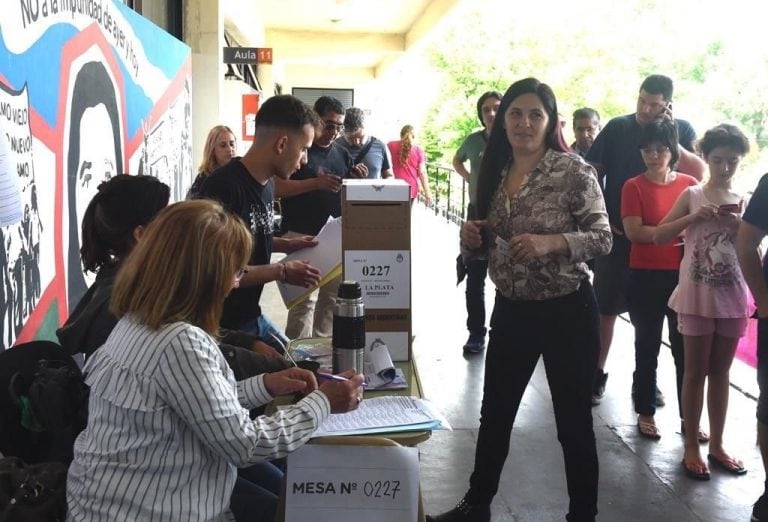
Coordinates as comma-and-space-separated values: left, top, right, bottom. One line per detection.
421, 0, 768, 192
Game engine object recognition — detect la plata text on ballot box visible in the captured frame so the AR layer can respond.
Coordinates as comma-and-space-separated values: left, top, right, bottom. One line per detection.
341, 179, 411, 361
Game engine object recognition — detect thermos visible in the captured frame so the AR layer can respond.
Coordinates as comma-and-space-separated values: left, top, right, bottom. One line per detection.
331, 280, 366, 375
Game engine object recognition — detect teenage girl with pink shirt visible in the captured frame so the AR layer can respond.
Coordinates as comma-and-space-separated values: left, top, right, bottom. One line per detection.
655, 124, 751, 480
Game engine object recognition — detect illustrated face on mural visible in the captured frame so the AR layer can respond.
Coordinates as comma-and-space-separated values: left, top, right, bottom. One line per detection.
66, 61, 123, 310
75, 104, 117, 229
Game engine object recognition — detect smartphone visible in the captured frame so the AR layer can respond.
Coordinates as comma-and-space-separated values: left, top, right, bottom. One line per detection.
718, 203, 741, 214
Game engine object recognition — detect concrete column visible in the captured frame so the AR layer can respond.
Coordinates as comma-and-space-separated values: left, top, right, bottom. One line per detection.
184, 0, 225, 175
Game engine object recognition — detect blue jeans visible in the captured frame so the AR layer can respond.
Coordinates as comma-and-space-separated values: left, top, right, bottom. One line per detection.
465, 258, 488, 337
230, 461, 283, 522
240, 314, 290, 353
628, 269, 684, 417
468, 282, 599, 521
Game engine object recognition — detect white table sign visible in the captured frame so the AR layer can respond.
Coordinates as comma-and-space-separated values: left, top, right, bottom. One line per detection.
286, 444, 420, 522
344, 250, 410, 309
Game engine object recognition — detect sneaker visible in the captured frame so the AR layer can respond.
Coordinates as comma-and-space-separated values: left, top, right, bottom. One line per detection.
427, 497, 491, 522
655, 386, 666, 407
752, 493, 768, 521
463, 334, 486, 354
591, 369, 608, 406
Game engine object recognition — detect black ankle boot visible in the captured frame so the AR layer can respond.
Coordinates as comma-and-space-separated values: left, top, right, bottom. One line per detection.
426, 497, 491, 522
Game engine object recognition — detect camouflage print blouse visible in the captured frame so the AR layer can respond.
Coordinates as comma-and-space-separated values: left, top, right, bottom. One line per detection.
487, 149, 611, 301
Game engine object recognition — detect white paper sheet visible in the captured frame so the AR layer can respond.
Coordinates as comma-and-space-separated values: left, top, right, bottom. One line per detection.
277, 217, 342, 308
313, 396, 450, 437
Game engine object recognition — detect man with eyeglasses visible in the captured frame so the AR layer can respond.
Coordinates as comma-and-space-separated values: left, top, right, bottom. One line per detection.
585, 74, 705, 406
276, 96, 367, 340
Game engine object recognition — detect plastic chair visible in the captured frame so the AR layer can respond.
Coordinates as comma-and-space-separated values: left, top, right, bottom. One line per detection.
275, 436, 425, 522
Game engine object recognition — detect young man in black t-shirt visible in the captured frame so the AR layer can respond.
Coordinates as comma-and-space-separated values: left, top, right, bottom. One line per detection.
199, 95, 322, 348
275, 96, 367, 339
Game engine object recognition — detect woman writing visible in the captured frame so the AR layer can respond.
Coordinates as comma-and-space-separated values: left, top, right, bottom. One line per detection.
428, 78, 611, 522
66, 200, 363, 520
621, 118, 698, 442
388, 125, 433, 205
187, 125, 237, 199
655, 124, 751, 479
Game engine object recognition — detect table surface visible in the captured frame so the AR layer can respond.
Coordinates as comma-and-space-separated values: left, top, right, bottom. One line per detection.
287, 337, 431, 445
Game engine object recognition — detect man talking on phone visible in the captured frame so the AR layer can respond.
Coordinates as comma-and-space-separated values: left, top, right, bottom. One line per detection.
585, 74, 706, 406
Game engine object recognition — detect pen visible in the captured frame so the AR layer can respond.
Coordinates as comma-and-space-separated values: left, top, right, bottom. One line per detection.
317, 372, 368, 387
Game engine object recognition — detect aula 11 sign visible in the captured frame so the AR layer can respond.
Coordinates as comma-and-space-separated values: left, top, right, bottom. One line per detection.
222, 46, 272, 64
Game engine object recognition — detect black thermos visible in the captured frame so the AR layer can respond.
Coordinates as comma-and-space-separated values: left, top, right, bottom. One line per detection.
331, 280, 366, 374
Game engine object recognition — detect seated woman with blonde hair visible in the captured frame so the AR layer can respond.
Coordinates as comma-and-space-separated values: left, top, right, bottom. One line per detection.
66, 199, 364, 520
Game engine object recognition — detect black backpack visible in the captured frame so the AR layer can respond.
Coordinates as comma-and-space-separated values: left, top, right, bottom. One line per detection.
0, 457, 68, 522
0, 341, 88, 465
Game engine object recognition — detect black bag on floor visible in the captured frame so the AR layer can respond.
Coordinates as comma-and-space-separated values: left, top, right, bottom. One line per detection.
0, 341, 88, 465
0, 457, 67, 522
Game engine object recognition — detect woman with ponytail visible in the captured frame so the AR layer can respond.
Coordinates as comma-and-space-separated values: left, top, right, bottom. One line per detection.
388, 125, 432, 205
57, 175, 170, 359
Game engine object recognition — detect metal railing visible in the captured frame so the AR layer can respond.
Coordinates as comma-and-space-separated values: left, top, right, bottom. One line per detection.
420, 163, 467, 225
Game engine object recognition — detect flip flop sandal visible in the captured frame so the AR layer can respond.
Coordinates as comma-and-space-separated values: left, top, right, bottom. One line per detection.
682, 460, 711, 481
637, 421, 661, 440
707, 454, 747, 475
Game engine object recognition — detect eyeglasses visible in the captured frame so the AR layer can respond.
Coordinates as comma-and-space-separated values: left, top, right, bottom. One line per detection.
234, 267, 248, 282
640, 146, 671, 157
323, 121, 344, 133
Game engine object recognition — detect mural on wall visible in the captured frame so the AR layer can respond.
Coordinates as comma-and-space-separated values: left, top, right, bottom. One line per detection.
0, 0, 192, 349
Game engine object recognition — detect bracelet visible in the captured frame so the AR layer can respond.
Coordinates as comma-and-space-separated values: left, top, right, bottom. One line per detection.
279, 262, 287, 281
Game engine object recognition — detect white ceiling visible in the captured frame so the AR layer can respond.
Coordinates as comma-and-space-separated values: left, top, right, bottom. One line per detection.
223, 0, 460, 74
258, 0, 435, 34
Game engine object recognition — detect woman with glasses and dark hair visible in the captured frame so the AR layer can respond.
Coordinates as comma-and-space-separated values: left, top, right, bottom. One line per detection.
655, 124, 751, 480
428, 78, 610, 522
620, 118, 699, 444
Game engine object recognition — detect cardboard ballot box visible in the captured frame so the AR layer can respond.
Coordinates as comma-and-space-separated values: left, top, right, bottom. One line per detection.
342, 179, 411, 361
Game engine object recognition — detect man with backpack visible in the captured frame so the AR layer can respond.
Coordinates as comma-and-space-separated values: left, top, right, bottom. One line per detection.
335, 107, 393, 179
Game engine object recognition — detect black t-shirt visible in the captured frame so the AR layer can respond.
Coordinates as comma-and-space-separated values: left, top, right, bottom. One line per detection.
198, 159, 274, 329
743, 173, 768, 282
280, 143, 353, 235
585, 113, 697, 229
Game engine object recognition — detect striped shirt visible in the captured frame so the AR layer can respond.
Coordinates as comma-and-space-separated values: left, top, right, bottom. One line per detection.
66, 317, 330, 521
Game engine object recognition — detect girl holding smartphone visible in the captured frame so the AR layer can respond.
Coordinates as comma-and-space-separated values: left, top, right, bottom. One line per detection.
655, 123, 751, 480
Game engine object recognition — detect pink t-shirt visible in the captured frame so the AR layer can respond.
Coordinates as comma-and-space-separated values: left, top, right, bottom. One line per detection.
668, 184, 750, 318
387, 140, 425, 199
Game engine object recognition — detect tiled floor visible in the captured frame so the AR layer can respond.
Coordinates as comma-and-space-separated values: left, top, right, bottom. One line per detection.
263, 204, 764, 521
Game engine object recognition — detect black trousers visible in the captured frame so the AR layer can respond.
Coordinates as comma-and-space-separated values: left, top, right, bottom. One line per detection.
627, 269, 684, 418
468, 282, 600, 521
465, 258, 489, 337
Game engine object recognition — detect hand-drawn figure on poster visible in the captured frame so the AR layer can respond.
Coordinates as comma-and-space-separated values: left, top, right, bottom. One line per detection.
65, 60, 124, 310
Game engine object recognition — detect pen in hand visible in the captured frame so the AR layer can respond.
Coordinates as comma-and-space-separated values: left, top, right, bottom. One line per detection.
317, 372, 368, 387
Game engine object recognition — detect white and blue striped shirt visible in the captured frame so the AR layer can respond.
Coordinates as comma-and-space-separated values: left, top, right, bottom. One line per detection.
66, 317, 330, 521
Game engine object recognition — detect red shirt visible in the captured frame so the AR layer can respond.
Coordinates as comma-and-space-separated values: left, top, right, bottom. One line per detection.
621, 172, 699, 270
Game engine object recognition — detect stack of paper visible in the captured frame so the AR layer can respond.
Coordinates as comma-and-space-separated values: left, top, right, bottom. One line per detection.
313, 396, 450, 437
